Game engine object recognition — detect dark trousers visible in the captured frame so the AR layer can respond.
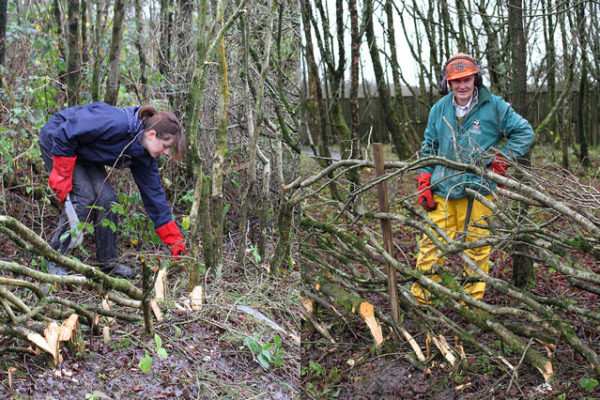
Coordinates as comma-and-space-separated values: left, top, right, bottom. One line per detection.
40, 145, 120, 264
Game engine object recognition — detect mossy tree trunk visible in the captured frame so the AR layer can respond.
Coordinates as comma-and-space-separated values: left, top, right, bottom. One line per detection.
364, 0, 412, 159
348, 0, 360, 189
507, 0, 534, 289
103, 0, 125, 105
576, 1, 589, 167
158, 0, 172, 77
183, 0, 248, 280
384, 0, 420, 151
66, 0, 81, 106
236, 0, 275, 265
91, 0, 106, 102
0, 0, 7, 66
134, 0, 148, 103
211, 0, 228, 278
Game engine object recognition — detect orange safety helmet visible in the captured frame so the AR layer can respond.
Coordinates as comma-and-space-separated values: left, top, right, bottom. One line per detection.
438, 53, 482, 95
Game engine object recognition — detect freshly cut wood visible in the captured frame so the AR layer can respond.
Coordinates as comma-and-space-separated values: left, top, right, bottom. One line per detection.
431, 334, 456, 366
360, 301, 383, 346
155, 268, 167, 300
58, 314, 78, 341
27, 332, 53, 359
103, 326, 111, 343
190, 285, 203, 311
400, 327, 426, 362
300, 296, 313, 314
151, 299, 163, 321
43, 322, 60, 364
313, 277, 385, 346
300, 305, 335, 343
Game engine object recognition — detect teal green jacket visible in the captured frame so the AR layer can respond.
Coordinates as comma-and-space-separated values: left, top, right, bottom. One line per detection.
419, 86, 534, 199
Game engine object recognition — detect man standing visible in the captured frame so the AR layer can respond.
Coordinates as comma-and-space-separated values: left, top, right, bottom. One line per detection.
411, 53, 534, 304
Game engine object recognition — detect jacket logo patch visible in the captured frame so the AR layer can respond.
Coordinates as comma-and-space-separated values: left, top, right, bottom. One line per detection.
470, 119, 481, 135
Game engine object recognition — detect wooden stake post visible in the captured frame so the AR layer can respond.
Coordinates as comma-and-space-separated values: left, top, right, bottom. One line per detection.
373, 143, 401, 323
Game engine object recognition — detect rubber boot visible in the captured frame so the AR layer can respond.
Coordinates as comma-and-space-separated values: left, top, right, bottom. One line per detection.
99, 261, 136, 279
46, 261, 69, 276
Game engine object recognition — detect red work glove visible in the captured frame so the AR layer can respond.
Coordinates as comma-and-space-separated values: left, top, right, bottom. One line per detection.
490, 155, 509, 176
490, 155, 509, 189
48, 155, 77, 203
417, 172, 437, 212
155, 221, 188, 261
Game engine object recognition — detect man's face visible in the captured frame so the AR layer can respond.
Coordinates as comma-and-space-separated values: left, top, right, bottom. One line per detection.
448, 75, 475, 106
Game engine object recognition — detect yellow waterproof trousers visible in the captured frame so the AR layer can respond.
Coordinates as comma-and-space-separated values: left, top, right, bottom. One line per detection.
411, 193, 493, 304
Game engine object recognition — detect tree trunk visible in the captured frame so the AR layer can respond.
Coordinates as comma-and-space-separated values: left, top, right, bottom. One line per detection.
364, 0, 411, 159
52, 0, 67, 86
300, 0, 332, 162
236, 0, 275, 264
211, 0, 228, 278
576, 1, 589, 167
174, 0, 195, 111
455, 0, 467, 50
478, 2, 501, 90
0, 0, 7, 66
80, 0, 89, 67
104, 0, 126, 105
349, 0, 360, 165
557, 0, 572, 168
543, 0, 558, 149
270, 194, 294, 273
183, 0, 209, 281
183, 0, 208, 175
66, 0, 81, 106
385, 0, 420, 150
134, 0, 148, 102
158, 0, 172, 77
91, 0, 105, 102
507, 0, 533, 289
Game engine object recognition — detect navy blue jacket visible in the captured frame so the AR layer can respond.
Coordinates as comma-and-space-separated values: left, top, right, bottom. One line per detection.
39, 102, 172, 229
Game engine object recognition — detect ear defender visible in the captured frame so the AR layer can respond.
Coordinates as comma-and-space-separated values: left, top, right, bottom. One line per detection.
438, 54, 482, 95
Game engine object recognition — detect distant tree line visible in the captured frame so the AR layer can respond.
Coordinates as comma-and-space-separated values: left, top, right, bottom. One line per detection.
300, 0, 600, 169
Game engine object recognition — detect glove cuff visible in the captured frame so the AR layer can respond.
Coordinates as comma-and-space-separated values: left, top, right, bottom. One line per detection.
52, 155, 77, 174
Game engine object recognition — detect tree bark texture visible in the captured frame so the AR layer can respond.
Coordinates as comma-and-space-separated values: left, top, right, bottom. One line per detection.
80, 0, 89, 67
507, 0, 534, 289
576, 1, 589, 166
134, 0, 148, 102
104, 0, 126, 105
91, 0, 106, 102
0, 0, 7, 66
364, 0, 412, 159
211, 0, 228, 278
66, 0, 81, 107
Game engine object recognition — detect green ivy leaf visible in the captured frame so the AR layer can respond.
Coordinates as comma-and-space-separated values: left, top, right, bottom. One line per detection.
580, 377, 599, 393
154, 334, 163, 349
244, 337, 262, 354
157, 348, 168, 359
139, 351, 152, 372
261, 349, 273, 363
257, 353, 270, 369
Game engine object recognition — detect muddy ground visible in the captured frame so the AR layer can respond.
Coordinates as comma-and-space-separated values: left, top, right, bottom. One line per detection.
298, 148, 600, 400
0, 186, 300, 399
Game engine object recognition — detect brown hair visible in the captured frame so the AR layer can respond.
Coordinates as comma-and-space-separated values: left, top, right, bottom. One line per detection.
138, 105, 186, 160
